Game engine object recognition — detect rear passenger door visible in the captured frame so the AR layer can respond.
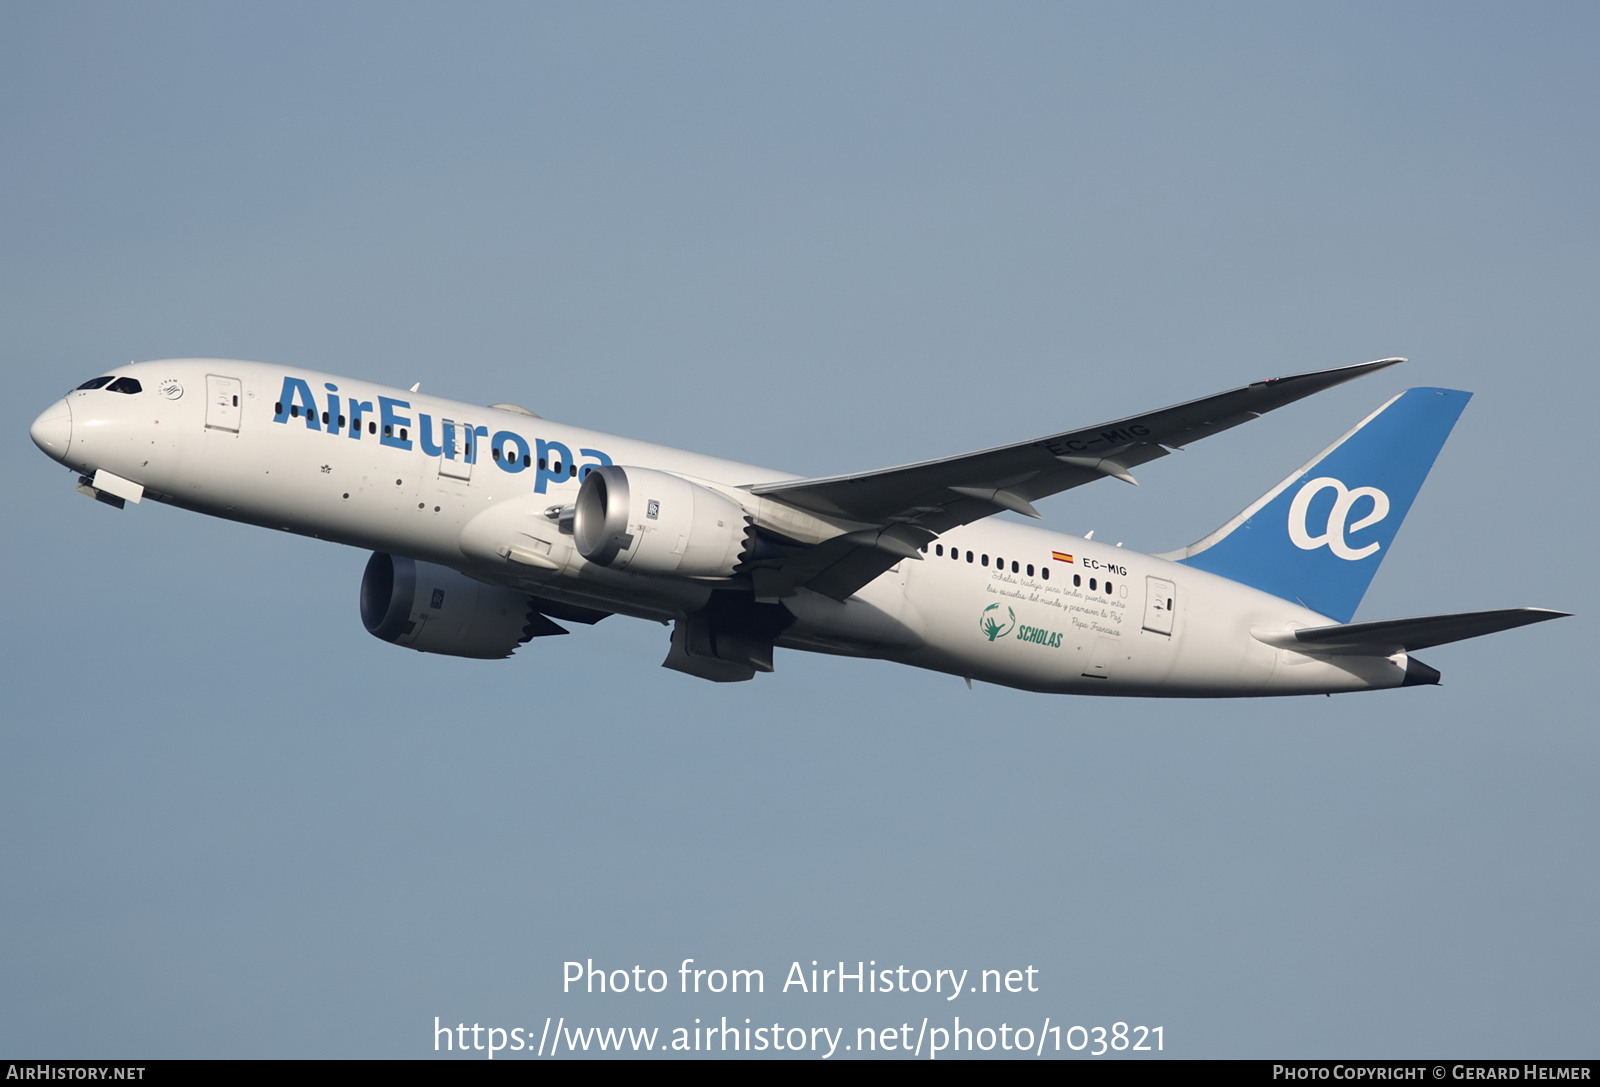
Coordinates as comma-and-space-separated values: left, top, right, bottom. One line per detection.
1143, 576, 1176, 636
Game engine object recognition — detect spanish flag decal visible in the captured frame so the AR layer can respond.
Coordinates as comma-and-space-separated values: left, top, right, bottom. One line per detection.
1052, 551, 1074, 563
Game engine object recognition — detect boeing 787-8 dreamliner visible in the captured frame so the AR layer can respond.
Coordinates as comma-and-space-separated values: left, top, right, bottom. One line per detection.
30, 357, 1566, 695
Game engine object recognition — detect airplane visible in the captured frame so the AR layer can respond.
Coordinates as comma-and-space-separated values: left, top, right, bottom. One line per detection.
28, 357, 1567, 696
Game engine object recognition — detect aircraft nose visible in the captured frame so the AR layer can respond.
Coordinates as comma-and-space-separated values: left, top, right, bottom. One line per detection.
30, 398, 72, 462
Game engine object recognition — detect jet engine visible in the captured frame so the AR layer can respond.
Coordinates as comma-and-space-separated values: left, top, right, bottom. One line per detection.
573, 465, 751, 577
359, 552, 563, 658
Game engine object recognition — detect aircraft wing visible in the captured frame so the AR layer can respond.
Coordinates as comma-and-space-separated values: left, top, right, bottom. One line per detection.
747, 358, 1404, 600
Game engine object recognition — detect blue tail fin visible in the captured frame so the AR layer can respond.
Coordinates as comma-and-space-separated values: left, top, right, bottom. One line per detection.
1162, 387, 1471, 622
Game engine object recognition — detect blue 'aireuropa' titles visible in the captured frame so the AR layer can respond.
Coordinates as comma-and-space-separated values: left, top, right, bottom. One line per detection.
270, 375, 612, 494
1174, 387, 1472, 623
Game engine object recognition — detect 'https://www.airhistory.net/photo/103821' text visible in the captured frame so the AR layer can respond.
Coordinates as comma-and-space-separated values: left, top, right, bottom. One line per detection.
431, 957, 1167, 1059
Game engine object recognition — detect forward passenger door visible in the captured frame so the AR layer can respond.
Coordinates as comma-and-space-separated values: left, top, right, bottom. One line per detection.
440, 421, 477, 481
205, 375, 242, 432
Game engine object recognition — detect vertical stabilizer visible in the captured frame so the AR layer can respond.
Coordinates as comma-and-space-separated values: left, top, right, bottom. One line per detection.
1161, 387, 1471, 622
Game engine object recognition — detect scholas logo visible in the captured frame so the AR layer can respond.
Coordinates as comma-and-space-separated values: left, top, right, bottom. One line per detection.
978, 605, 1065, 649
1015, 623, 1064, 649
269, 376, 611, 495
979, 604, 1015, 642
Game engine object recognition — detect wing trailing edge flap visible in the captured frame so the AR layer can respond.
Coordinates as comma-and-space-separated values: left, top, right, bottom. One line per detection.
1252, 608, 1570, 656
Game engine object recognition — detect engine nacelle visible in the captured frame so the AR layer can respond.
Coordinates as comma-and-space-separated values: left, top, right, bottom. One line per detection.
573, 465, 750, 577
360, 552, 550, 658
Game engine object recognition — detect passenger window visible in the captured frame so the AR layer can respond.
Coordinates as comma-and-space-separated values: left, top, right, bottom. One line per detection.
522, 454, 531, 468
1090, 578, 1097, 590
368, 421, 377, 434
570, 464, 577, 478
966, 551, 974, 563
106, 377, 142, 394
384, 425, 392, 436
1026, 564, 1034, 576
981, 554, 989, 567
1106, 580, 1113, 593
1042, 568, 1049, 580
291, 405, 300, 418
935, 544, 943, 556
76, 376, 114, 390
321, 412, 329, 425
1073, 574, 1081, 587
1011, 560, 1019, 573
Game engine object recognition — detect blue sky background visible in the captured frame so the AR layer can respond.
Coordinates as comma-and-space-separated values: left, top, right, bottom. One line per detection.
2, 2, 1595, 1058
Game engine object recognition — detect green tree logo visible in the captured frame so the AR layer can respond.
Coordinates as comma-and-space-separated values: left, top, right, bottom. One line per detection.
979, 604, 1016, 642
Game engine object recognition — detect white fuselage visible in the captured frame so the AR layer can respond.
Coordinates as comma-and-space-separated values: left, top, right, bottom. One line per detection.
36, 359, 1412, 697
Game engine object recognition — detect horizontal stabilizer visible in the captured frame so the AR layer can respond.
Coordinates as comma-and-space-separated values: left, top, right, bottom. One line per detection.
1253, 607, 1569, 655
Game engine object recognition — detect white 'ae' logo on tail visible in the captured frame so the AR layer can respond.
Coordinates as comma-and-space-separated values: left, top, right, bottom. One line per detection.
1287, 477, 1390, 560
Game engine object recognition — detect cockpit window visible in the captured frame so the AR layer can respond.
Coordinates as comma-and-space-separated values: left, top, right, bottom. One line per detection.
76, 376, 114, 390
106, 377, 143, 394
